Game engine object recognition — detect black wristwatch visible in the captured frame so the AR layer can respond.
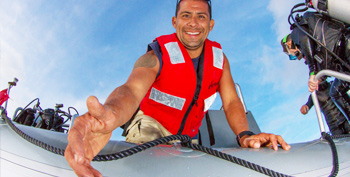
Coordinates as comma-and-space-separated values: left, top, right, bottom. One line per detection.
236, 131, 255, 147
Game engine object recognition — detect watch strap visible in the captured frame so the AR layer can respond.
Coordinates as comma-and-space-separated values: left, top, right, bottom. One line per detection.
236, 131, 255, 147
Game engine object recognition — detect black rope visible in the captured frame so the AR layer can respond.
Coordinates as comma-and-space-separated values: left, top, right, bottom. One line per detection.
4, 111, 349, 177
182, 142, 291, 177
329, 132, 350, 177
93, 134, 291, 177
93, 135, 191, 161
322, 132, 339, 177
2, 113, 291, 177
2, 113, 65, 156
331, 133, 350, 139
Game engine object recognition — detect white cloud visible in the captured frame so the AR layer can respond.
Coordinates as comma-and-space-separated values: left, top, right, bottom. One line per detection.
1, 1, 89, 115
0, 0, 148, 118
254, 45, 309, 94
268, 0, 304, 41
1, 0, 329, 146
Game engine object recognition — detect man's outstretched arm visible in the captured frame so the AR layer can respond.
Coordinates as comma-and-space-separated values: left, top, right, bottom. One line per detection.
65, 50, 160, 177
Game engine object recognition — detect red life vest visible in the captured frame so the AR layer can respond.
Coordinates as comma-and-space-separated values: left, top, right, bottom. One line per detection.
140, 33, 224, 137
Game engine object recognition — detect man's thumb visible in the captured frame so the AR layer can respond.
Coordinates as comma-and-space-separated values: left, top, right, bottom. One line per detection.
86, 96, 105, 118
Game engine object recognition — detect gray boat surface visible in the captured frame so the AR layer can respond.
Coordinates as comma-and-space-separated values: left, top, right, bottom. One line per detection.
1, 109, 350, 177
1, 71, 350, 177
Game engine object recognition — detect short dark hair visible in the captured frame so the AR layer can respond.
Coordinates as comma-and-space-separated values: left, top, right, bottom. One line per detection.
175, 0, 212, 19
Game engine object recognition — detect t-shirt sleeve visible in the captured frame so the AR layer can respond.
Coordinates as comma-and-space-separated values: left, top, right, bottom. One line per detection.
147, 40, 163, 78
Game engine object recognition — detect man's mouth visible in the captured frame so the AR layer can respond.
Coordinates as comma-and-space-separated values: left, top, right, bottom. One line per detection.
186, 31, 200, 35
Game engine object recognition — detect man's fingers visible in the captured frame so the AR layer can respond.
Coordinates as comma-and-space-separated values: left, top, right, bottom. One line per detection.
266, 134, 278, 151
66, 131, 100, 177
65, 145, 88, 166
265, 134, 291, 151
65, 146, 94, 177
244, 137, 261, 149
66, 117, 88, 165
243, 134, 291, 151
64, 96, 107, 176
89, 166, 104, 177
276, 135, 291, 151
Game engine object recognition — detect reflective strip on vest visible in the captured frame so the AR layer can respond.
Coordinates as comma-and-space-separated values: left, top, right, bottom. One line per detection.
149, 87, 186, 110
212, 47, 224, 69
204, 92, 217, 112
164, 42, 185, 64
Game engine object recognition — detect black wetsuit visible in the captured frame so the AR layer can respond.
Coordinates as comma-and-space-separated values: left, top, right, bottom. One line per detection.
291, 12, 350, 134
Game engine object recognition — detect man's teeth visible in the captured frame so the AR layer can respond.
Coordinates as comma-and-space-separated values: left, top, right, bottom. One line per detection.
186, 32, 199, 35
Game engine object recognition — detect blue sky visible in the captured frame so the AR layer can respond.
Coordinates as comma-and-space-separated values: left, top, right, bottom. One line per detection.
0, 0, 325, 144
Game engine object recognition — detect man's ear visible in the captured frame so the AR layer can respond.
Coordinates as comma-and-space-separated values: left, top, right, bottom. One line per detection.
210, 19, 215, 31
172, 16, 177, 29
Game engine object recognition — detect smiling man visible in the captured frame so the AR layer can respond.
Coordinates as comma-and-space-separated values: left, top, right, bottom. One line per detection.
65, 0, 290, 176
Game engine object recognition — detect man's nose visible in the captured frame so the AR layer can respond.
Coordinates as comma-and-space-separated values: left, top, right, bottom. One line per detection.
188, 17, 198, 27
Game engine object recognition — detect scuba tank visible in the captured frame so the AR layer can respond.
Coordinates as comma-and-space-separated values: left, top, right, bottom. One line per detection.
308, 0, 350, 25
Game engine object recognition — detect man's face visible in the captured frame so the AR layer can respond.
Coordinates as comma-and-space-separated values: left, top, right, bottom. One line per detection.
284, 40, 303, 60
172, 0, 214, 52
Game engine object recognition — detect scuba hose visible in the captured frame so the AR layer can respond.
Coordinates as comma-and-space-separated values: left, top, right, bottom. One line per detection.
12, 98, 40, 122
323, 132, 339, 177
288, 3, 309, 26
288, 3, 350, 72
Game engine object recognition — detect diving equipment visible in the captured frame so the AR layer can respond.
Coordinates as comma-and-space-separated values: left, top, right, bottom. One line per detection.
308, 0, 350, 25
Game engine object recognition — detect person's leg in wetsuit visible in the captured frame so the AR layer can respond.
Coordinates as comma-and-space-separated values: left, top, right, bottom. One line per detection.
329, 79, 350, 134
330, 79, 350, 118
318, 80, 349, 134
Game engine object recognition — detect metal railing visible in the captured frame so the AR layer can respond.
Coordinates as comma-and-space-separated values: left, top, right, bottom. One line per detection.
311, 70, 350, 134
220, 83, 247, 113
